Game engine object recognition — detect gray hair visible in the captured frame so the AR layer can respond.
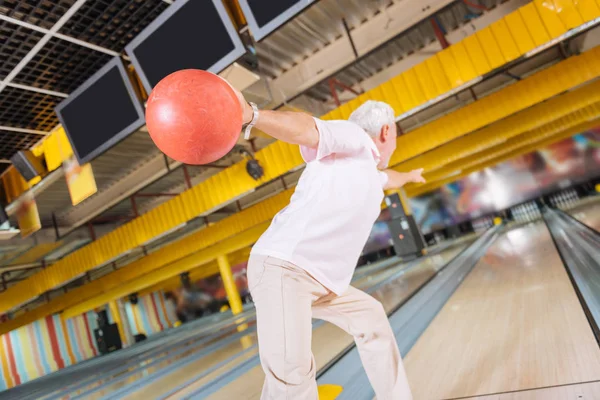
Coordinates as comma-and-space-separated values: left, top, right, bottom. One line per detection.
348, 100, 395, 137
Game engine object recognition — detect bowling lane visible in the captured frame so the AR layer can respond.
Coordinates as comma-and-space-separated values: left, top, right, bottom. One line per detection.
122, 329, 260, 400
54, 240, 466, 400
458, 380, 600, 399
569, 196, 600, 230
202, 244, 466, 400
404, 221, 600, 399
56, 255, 411, 400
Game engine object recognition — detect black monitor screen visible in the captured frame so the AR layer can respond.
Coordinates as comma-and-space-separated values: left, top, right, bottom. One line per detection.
55, 57, 145, 165
125, 0, 245, 94
239, 0, 316, 41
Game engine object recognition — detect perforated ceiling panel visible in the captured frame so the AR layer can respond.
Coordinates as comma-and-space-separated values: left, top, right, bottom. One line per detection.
0, 130, 42, 158
0, 0, 171, 162
0, 0, 76, 30
13, 36, 114, 93
59, 0, 168, 51
0, 86, 61, 131
0, 20, 44, 80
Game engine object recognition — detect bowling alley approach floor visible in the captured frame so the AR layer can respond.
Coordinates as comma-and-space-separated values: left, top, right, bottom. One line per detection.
403, 203, 600, 399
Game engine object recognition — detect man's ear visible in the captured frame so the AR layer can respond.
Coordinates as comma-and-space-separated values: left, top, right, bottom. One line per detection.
380, 125, 389, 142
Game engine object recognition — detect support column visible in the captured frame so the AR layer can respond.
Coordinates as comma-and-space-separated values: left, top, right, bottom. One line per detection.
217, 255, 243, 315
108, 300, 127, 348
121, 300, 136, 345
217, 254, 251, 349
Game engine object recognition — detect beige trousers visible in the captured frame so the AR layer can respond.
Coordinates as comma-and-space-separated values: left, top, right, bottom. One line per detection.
248, 254, 412, 400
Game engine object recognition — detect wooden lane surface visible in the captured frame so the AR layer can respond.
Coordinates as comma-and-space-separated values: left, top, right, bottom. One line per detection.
459, 380, 600, 399
403, 221, 600, 400
183, 245, 465, 400
96, 258, 410, 399
570, 199, 600, 230
120, 331, 260, 400
461, 201, 600, 400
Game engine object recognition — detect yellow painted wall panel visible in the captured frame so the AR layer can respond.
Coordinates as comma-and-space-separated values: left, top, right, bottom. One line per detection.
403, 68, 428, 106
425, 56, 452, 95
390, 75, 417, 111
552, 0, 585, 28
519, 3, 552, 47
490, 18, 522, 62
390, 45, 600, 167
339, 103, 353, 119
379, 82, 405, 115
414, 62, 440, 100
42, 134, 62, 172
575, 0, 600, 21
462, 35, 491, 76
450, 42, 479, 83
326, 108, 343, 120
475, 27, 506, 69
345, 97, 363, 115
505, 12, 536, 54
535, 0, 568, 38
436, 48, 464, 88
367, 86, 385, 103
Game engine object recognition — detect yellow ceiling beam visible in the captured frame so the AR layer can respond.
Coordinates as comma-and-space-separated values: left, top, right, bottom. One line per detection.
407, 117, 600, 197
420, 105, 600, 184
138, 264, 218, 298
409, 116, 600, 196
137, 264, 220, 298
137, 246, 251, 297
397, 81, 600, 186
0, 192, 289, 334
7, 242, 64, 266
61, 223, 268, 319
396, 78, 600, 174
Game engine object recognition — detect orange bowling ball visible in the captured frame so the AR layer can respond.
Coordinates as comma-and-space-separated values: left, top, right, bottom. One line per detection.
145, 69, 242, 165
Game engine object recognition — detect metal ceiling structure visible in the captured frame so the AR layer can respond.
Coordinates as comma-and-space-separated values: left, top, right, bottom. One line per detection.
1, 0, 597, 322
0, 0, 168, 169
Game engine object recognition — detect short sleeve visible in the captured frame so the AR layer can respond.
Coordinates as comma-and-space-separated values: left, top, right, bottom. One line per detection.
300, 118, 370, 162
379, 170, 389, 188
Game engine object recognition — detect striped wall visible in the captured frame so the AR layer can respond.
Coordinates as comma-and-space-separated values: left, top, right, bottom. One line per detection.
125, 291, 176, 337
0, 312, 99, 391
0, 291, 175, 391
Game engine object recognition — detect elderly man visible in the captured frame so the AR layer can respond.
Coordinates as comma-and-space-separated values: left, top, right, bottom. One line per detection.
233, 87, 424, 400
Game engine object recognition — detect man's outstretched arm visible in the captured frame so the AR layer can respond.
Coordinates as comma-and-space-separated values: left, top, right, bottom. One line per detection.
253, 109, 320, 148
382, 169, 426, 190
234, 86, 319, 148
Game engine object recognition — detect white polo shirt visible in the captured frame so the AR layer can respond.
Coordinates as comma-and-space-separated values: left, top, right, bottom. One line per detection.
251, 118, 387, 295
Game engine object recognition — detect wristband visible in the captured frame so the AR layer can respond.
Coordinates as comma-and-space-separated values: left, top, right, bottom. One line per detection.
244, 102, 259, 140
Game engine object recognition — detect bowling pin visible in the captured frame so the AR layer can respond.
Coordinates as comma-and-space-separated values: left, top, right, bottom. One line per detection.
568, 191, 573, 206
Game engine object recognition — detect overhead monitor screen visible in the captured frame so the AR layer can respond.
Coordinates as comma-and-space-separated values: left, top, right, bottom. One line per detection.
239, 0, 317, 41
125, 0, 246, 94
55, 57, 145, 165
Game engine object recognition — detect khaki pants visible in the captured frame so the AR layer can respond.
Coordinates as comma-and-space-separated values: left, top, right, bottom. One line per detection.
248, 254, 412, 400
